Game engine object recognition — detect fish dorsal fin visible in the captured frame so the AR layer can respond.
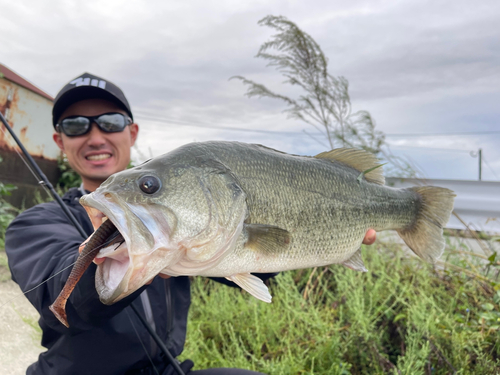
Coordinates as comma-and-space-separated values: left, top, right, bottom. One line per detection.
342, 249, 368, 272
226, 273, 272, 303
315, 148, 385, 185
244, 224, 291, 254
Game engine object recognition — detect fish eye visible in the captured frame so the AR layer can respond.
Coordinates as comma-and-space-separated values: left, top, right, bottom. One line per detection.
138, 175, 161, 194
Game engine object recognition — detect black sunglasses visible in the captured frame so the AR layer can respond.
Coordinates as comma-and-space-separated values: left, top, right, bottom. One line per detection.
56, 112, 133, 137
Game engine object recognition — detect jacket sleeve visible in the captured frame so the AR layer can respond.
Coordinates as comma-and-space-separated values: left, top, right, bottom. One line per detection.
5, 201, 144, 334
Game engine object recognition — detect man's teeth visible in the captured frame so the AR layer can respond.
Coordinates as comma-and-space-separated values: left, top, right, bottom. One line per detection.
87, 154, 111, 161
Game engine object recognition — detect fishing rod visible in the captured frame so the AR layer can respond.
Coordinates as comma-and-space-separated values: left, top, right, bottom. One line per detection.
0, 112, 87, 237
0, 111, 185, 375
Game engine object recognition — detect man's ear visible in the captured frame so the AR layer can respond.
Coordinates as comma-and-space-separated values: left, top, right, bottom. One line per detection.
129, 123, 139, 146
53, 132, 65, 151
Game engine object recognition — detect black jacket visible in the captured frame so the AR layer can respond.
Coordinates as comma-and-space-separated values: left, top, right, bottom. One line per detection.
6, 188, 191, 375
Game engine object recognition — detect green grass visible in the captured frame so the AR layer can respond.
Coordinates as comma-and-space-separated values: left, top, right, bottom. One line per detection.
13, 307, 43, 345
180, 240, 500, 374
0, 248, 10, 282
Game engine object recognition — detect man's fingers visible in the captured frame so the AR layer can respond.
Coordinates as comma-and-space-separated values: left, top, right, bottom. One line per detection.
362, 229, 376, 245
78, 238, 90, 253
145, 274, 171, 285
79, 230, 97, 253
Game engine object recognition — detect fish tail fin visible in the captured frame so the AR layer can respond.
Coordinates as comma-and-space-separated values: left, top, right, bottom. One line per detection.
397, 186, 456, 263
49, 299, 69, 328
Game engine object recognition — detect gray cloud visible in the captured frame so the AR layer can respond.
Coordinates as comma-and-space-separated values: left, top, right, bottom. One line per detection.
1, 0, 499, 180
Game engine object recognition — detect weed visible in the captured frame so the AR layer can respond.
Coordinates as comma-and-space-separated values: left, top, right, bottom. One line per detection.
13, 307, 43, 345
181, 239, 500, 374
0, 251, 10, 282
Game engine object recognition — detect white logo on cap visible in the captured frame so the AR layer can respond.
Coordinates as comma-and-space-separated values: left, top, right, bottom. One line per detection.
70, 77, 106, 89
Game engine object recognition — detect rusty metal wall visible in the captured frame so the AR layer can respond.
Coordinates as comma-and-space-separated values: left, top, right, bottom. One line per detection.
0, 77, 60, 208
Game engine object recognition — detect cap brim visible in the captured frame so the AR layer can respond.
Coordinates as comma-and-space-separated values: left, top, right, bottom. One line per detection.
52, 86, 133, 127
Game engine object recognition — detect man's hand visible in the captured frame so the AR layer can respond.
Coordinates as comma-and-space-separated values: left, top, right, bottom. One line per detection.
78, 237, 90, 253
362, 229, 376, 245
146, 273, 171, 285
79, 233, 105, 265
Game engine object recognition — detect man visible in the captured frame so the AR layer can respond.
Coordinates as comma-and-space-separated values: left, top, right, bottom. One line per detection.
6, 73, 376, 375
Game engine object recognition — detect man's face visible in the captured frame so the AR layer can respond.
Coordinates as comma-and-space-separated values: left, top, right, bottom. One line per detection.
53, 98, 139, 192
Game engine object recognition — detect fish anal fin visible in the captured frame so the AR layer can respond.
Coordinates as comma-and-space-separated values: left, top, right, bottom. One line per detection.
226, 273, 272, 303
244, 224, 291, 254
342, 249, 368, 272
315, 148, 385, 185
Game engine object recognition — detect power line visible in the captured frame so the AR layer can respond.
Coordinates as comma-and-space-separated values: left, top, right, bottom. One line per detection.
482, 155, 500, 180
390, 145, 499, 179
136, 111, 500, 138
387, 145, 472, 153
385, 131, 500, 137
135, 112, 305, 136
135, 110, 500, 175
135, 111, 499, 179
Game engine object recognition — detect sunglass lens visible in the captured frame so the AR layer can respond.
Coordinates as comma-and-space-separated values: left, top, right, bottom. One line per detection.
96, 113, 128, 132
61, 117, 90, 136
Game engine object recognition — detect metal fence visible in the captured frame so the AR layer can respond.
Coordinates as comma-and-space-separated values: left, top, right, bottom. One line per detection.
386, 177, 500, 234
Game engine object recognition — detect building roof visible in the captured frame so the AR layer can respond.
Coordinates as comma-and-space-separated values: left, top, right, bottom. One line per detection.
0, 63, 53, 101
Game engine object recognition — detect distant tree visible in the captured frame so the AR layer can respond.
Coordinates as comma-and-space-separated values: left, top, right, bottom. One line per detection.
232, 15, 417, 177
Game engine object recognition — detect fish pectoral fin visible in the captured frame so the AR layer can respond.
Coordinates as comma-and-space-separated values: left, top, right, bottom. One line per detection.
226, 273, 272, 303
342, 249, 368, 272
244, 224, 291, 254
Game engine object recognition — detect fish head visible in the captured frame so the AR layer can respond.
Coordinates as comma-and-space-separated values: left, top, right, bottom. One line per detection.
80, 148, 246, 304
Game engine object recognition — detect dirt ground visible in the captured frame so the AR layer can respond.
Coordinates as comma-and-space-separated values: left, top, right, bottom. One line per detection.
0, 254, 44, 375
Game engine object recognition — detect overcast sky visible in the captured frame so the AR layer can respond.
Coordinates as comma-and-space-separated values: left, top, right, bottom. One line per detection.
1, 0, 499, 180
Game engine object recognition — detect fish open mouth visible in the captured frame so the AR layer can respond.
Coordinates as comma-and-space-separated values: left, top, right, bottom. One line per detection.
80, 192, 176, 304
93, 224, 129, 294
79, 201, 136, 304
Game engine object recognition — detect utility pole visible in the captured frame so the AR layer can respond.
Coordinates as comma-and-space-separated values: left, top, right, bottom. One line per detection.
478, 148, 482, 181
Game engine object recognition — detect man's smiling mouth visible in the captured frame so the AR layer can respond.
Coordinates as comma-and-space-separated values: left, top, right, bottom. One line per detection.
87, 153, 112, 161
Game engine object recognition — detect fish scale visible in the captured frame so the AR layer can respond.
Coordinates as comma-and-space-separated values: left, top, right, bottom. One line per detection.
201, 144, 403, 271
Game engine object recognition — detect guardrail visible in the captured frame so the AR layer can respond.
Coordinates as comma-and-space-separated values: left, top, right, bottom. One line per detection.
386, 177, 500, 234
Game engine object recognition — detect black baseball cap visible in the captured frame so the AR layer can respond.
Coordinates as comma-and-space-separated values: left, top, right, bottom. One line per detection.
52, 72, 133, 127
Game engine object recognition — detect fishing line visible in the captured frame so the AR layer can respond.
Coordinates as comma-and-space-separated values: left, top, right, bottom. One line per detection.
0, 235, 125, 309
130, 303, 186, 375
0, 111, 185, 375
125, 308, 161, 375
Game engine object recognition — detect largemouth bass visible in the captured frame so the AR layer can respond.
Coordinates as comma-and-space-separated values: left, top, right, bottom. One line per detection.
51, 141, 455, 326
